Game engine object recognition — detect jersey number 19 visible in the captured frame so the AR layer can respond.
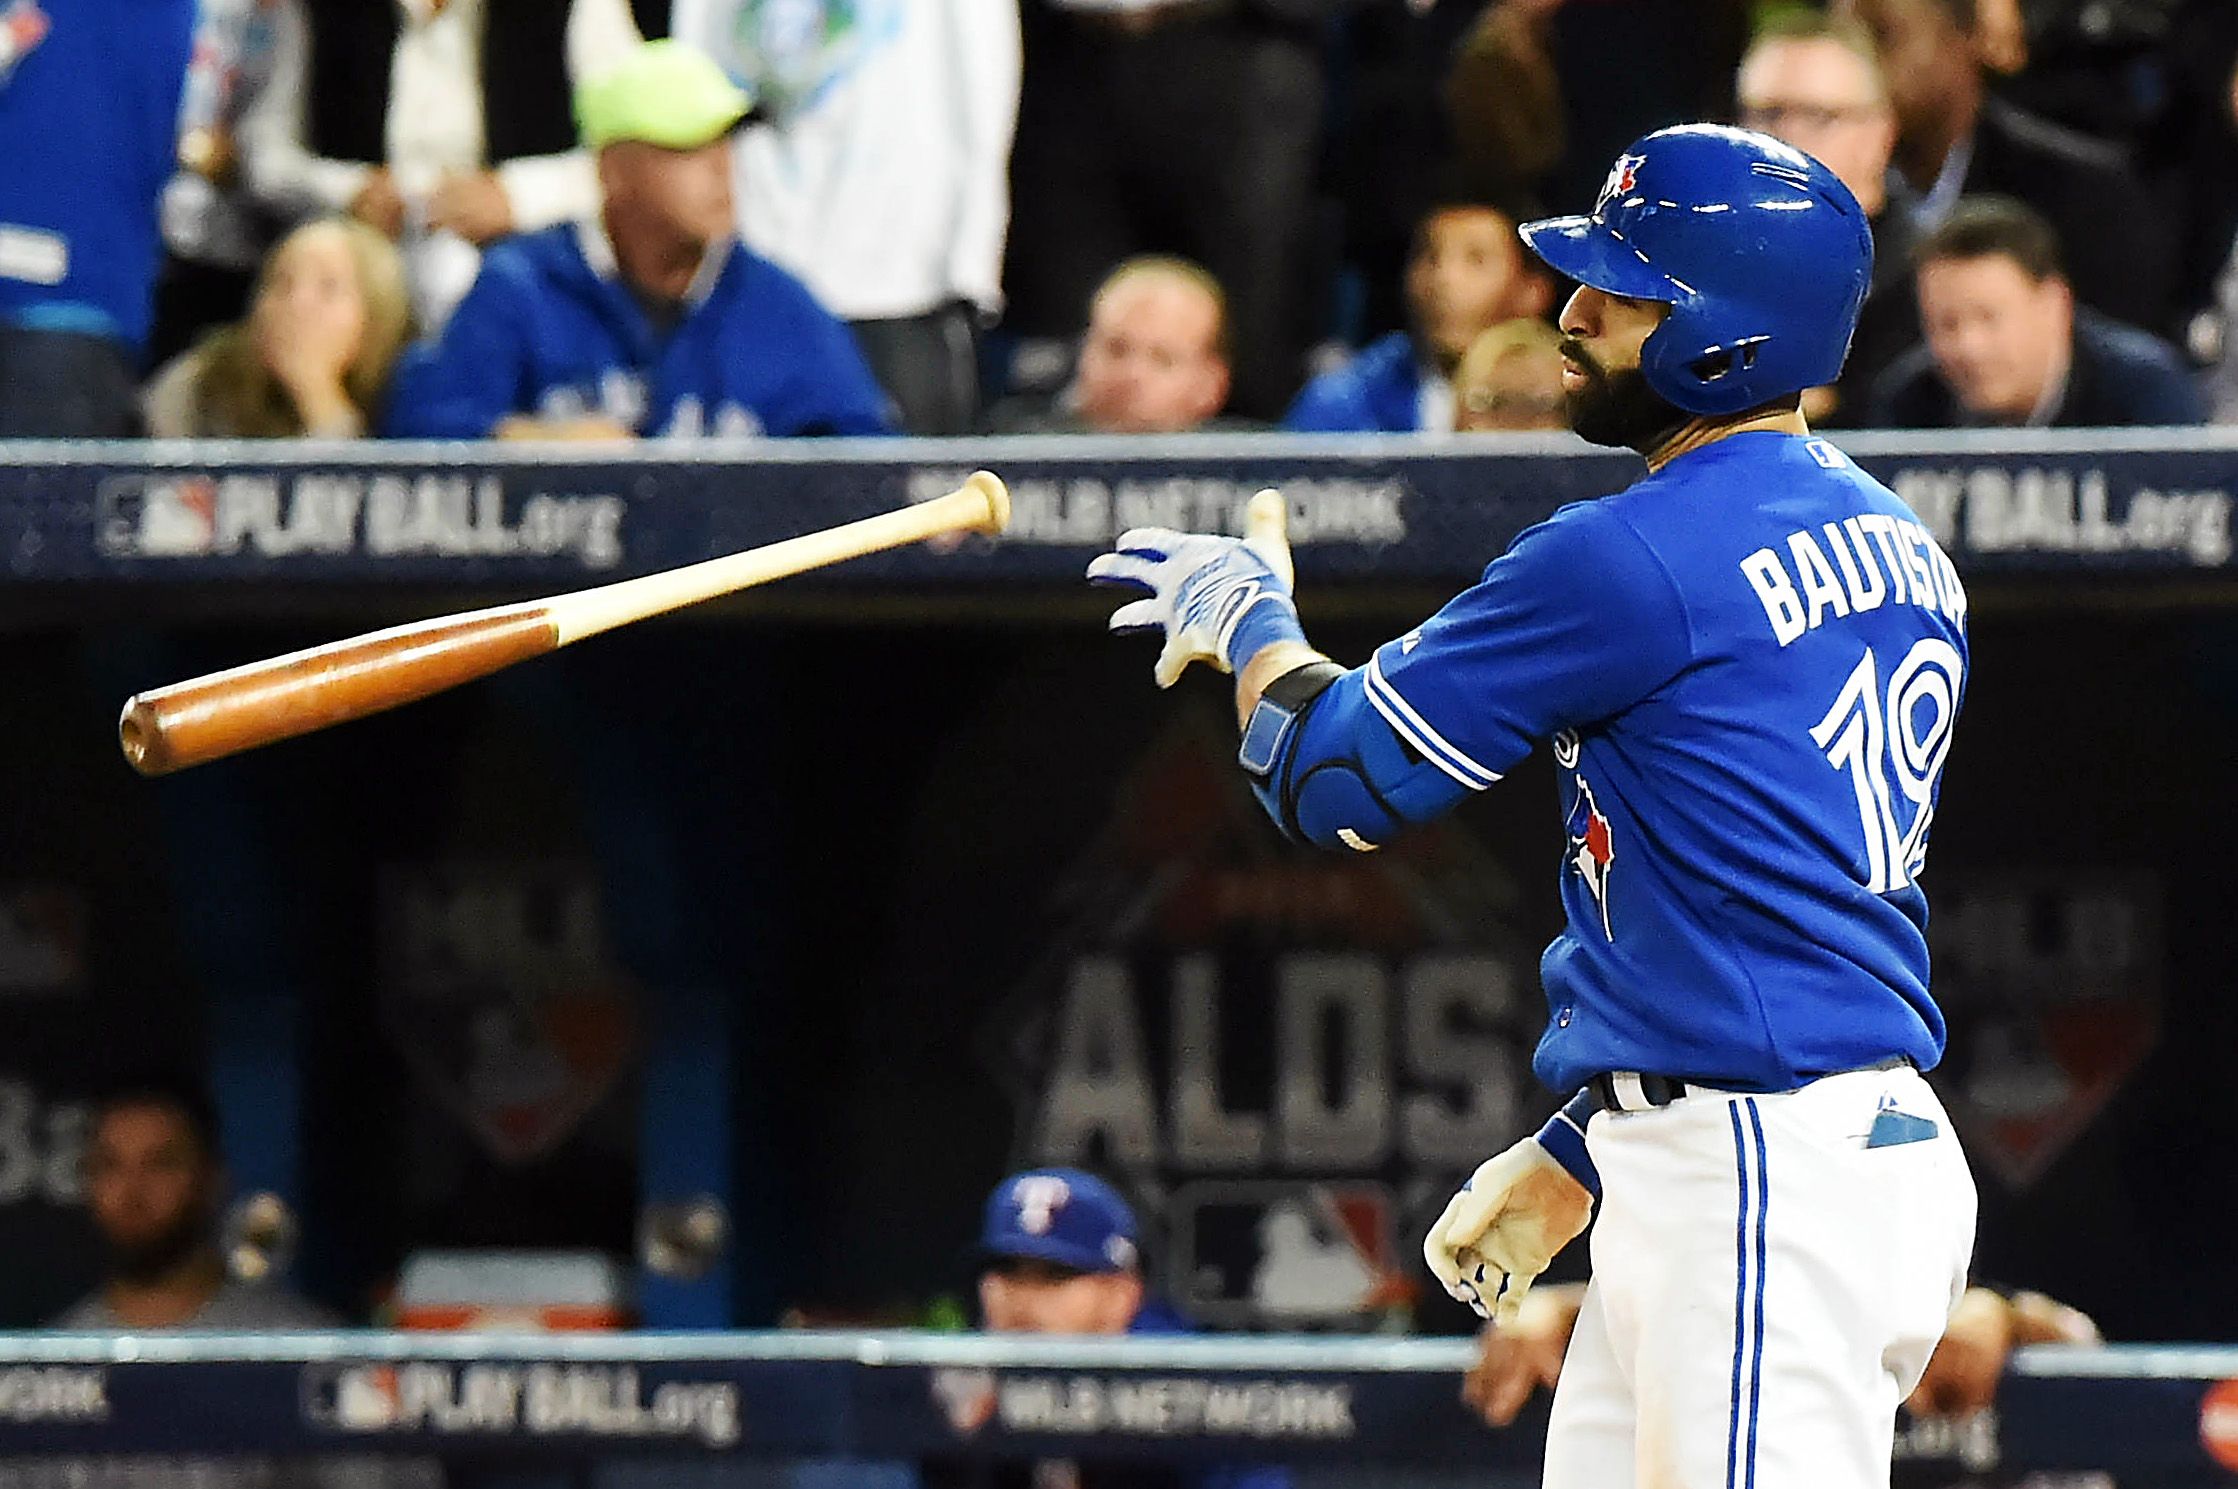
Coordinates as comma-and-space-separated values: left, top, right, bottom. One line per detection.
1808, 640, 1963, 894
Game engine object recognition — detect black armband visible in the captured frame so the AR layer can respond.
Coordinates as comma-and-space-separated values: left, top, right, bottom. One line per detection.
1237, 661, 1347, 779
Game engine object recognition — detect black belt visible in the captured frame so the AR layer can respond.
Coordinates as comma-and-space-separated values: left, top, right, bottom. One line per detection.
1587, 1054, 1916, 1115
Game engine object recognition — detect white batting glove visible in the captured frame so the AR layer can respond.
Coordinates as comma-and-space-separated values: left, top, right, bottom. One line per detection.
1086, 527, 1303, 688
1424, 1136, 1596, 1325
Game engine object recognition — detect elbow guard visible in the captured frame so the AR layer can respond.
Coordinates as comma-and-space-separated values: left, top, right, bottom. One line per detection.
1239, 664, 1474, 852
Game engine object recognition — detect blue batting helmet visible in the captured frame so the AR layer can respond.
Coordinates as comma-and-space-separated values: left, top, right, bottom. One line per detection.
1519, 125, 1873, 417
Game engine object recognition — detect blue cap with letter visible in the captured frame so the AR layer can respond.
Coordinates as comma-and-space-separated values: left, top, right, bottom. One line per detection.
1519, 124, 1874, 417
977, 1168, 1140, 1275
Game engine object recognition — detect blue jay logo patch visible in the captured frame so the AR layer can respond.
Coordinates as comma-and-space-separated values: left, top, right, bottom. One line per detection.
1565, 777, 1616, 939
1596, 153, 1645, 215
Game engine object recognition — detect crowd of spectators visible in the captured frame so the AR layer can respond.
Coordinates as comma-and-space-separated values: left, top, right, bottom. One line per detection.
3, 0, 2237, 443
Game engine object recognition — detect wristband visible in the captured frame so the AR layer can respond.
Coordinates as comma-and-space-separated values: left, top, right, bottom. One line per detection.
1216, 585, 1306, 675
1534, 1090, 1602, 1201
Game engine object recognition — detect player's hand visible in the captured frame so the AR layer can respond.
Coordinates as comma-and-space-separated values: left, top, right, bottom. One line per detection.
1424, 1137, 1594, 1325
1906, 1286, 2013, 1418
428, 170, 516, 245
348, 168, 407, 239
1087, 527, 1301, 688
1461, 1281, 1584, 1427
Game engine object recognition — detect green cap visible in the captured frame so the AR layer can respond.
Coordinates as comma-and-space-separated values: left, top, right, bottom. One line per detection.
575, 40, 755, 152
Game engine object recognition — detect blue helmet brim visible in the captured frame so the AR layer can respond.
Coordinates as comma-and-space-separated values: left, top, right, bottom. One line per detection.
1518, 216, 1688, 304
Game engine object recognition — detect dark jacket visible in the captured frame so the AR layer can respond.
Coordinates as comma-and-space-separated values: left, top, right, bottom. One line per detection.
1959, 98, 2177, 337
302, 0, 576, 167
1822, 193, 1925, 429
1867, 307, 2206, 429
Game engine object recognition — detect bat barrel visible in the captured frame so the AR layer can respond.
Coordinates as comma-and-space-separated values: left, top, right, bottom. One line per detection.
120, 607, 558, 777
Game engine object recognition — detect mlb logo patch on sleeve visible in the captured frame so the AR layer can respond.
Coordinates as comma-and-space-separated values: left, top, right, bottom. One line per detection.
1864, 1094, 1939, 1149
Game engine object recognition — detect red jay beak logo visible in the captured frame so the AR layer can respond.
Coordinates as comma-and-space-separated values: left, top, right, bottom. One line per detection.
1565, 777, 1616, 939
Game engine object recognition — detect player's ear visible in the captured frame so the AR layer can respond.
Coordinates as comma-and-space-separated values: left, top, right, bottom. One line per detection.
1106, 1268, 1146, 1329
977, 1272, 1005, 1328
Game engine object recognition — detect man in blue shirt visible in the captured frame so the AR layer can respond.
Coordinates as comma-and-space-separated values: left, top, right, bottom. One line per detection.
382, 39, 893, 441
1284, 191, 1550, 434
1092, 127, 1978, 1489
930, 1169, 1284, 1489
0, 0, 196, 435
971, 1168, 1157, 1337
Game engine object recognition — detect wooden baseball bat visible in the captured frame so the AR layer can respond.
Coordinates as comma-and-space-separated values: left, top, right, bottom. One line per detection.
119, 471, 1011, 777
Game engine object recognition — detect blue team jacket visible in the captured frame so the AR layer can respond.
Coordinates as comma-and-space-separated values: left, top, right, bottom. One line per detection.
381, 223, 896, 439
0, 0, 196, 348
1282, 332, 1428, 433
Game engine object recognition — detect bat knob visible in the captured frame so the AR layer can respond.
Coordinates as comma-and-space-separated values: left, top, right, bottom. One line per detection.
965, 471, 1011, 535
1245, 488, 1294, 589
118, 696, 170, 777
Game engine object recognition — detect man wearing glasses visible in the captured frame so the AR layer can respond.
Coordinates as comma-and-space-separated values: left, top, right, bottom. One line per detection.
1734, 11, 1919, 426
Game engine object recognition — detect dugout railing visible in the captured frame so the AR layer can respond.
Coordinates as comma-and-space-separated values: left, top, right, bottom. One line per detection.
1, 429, 2233, 599
0, 1334, 2227, 1484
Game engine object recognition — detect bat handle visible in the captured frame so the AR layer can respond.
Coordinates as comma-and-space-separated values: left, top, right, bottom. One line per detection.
1245, 488, 1294, 589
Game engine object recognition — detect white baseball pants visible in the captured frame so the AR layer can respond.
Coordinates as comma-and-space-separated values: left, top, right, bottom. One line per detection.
1542, 1066, 1977, 1489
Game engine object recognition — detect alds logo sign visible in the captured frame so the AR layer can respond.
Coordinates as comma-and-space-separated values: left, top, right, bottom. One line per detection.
989, 712, 1546, 1327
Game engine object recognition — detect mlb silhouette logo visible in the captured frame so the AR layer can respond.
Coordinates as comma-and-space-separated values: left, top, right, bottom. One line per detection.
303, 1364, 401, 1432
929, 1369, 998, 1437
1175, 1182, 1411, 1328
96, 475, 221, 558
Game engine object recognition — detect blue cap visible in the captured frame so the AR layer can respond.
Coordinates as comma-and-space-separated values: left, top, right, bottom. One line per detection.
977, 1169, 1140, 1275
1519, 124, 1873, 416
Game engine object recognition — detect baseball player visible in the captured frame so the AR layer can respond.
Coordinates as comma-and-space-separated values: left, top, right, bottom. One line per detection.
1089, 125, 1977, 1488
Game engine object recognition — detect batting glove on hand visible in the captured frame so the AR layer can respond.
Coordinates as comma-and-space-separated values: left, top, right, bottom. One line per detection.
1424, 1137, 1596, 1325
1087, 527, 1304, 688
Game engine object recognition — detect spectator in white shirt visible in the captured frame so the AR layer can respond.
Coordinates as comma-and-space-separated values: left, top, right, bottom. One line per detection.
669, 0, 1020, 434
235, 0, 642, 331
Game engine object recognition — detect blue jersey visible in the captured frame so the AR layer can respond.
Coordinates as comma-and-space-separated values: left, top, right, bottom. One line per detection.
381, 223, 896, 439
1282, 332, 1429, 434
1367, 432, 1967, 1093
0, 0, 196, 349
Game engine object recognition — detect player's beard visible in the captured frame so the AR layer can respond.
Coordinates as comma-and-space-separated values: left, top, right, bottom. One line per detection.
1560, 340, 1689, 455
103, 1208, 211, 1285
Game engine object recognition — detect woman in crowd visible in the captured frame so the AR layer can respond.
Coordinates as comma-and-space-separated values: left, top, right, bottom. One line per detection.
1451, 316, 1566, 433
144, 217, 411, 439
